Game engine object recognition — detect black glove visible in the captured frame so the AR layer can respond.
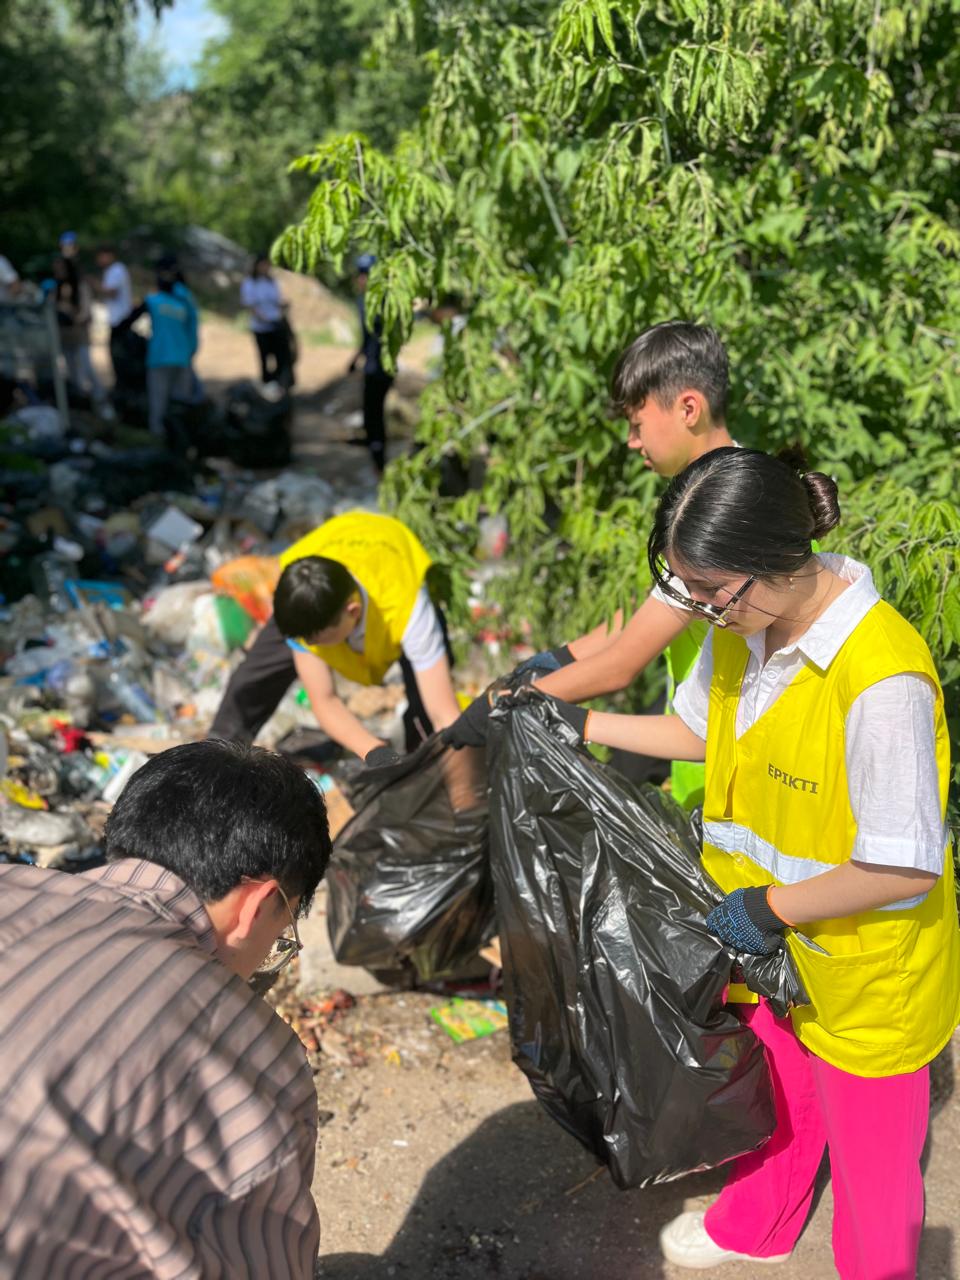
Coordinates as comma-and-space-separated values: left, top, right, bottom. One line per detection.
704, 886, 787, 956
515, 644, 575, 676
364, 744, 401, 769
442, 689, 496, 750
546, 696, 590, 742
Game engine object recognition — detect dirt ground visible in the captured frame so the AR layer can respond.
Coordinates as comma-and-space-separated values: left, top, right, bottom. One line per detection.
299, 888, 960, 1280
92, 312, 960, 1280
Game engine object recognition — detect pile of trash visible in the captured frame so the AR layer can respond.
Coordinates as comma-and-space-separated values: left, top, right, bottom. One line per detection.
0, 406, 382, 870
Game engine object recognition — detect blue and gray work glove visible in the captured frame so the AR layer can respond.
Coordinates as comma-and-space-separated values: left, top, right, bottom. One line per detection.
364, 744, 402, 768
704, 886, 788, 956
515, 644, 575, 677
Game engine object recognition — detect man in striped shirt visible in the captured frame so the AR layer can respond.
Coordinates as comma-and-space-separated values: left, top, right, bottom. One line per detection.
0, 740, 330, 1279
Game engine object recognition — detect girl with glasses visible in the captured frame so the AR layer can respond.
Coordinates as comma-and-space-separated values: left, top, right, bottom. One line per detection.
549, 446, 959, 1277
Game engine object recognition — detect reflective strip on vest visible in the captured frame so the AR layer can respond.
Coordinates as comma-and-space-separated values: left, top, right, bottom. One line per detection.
703, 597, 960, 1076
703, 818, 930, 910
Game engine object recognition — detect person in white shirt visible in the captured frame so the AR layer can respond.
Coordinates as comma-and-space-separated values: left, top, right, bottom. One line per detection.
0, 254, 22, 301
240, 255, 294, 388
533, 447, 958, 1278
95, 243, 134, 387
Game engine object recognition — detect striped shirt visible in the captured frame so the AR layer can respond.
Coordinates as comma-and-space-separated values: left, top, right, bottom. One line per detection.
0, 859, 319, 1279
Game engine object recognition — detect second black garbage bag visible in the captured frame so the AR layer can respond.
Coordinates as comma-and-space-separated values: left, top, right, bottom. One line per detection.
327, 736, 493, 980
487, 691, 805, 1189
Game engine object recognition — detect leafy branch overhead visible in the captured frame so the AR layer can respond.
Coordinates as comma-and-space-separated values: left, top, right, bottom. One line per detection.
281, 0, 958, 616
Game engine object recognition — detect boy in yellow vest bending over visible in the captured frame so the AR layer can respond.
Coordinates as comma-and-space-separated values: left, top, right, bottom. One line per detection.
447, 321, 735, 808
539, 447, 959, 1276
210, 512, 461, 762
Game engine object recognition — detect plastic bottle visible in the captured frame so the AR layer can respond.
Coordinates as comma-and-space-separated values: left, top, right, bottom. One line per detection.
30, 554, 72, 613
105, 667, 159, 723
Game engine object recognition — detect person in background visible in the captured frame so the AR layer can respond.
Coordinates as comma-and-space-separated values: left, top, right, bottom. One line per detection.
0, 252, 23, 300
240, 253, 294, 388
58, 229, 80, 260
0, 739, 329, 1277
122, 256, 199, 438
210, 510, 461, 762
446, 321, 737, 809
51, 253, 113, 418
94, 242, 133, 387
347, 252, 392, 474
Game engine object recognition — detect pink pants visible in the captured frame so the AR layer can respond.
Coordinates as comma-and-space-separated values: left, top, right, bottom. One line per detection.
705, 1000, 929, 1279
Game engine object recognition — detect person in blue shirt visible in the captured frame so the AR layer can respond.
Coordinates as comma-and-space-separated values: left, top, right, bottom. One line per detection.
123, 256, 199, 437
347, 253, 392, 474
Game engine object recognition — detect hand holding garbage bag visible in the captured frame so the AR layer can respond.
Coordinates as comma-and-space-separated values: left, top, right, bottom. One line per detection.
486, 688, 807, 1189
706, 886, 788, 956
514, 644, 575, 676
326, 734, 494, 981
443, 668, 537, 750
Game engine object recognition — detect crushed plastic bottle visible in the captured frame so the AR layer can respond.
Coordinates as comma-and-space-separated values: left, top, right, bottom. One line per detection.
104, 667, 159, 723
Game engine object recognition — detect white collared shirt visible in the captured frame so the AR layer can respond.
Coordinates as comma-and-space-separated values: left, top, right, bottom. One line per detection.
673, 554, 945, 873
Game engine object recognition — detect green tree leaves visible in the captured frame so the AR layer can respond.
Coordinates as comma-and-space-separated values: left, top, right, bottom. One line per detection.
284, 0, 958, 790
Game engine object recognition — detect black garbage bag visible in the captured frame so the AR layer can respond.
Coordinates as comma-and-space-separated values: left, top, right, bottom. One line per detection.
219, 379, 292, 468
327, 736, 494, 980
486, 691, 807, 1189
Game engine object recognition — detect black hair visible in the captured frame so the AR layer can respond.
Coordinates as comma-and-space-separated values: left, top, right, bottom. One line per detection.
611, 321, 729, 420
103, 740, 330, 914
252, 253, 271, 273
155, 251, 186, 292
273, 556, 357, 638
54, 255, 80, 306
97, 242, 116, 256
647, 447, 841, 583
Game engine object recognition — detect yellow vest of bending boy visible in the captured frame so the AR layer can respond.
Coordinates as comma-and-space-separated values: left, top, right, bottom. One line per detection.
278, 512, 432, 686
701, 600, 960, 1077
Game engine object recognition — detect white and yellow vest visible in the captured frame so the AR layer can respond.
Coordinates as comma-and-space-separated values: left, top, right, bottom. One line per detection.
278, 512, 432, 686
702, 599, 960, 1077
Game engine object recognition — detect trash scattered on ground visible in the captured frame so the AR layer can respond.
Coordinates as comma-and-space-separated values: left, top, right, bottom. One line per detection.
430, 997, 509, 1043
0, 391, 382, 871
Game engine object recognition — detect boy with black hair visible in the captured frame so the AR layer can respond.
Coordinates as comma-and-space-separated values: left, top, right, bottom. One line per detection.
210, 510, 462, 762
446, 320, 736, 808
0, 739, 330, 1277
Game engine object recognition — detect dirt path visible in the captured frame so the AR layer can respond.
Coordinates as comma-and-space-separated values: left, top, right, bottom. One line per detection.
299, 893, 959, 1280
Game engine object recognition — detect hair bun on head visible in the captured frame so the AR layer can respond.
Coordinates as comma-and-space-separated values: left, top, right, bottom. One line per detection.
802, 471, 841, 539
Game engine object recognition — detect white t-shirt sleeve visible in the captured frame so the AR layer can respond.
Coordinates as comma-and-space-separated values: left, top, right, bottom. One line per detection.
846, 673, 945, 873
671, 628, 713, 741
400, 588, 447, 673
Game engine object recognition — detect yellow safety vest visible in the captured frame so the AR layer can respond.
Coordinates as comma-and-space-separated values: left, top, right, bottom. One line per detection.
701, 599, 960, 1077
278, 512, 432, 686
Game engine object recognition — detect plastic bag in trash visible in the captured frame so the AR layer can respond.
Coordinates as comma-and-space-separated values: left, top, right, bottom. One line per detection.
327, 735, 493, 980
486, 691, 807, 1189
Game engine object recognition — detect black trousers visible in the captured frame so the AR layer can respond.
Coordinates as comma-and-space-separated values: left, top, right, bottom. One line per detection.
363, 370, 393, 473
254, 327, 294, 388
209, 612, 454, 753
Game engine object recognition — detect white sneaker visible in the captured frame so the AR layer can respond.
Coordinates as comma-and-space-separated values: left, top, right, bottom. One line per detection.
659, 1210, 791, 1270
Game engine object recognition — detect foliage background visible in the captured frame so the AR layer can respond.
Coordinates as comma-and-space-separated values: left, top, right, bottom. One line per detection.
1, 0, 431, 265
278, 0, 960, 810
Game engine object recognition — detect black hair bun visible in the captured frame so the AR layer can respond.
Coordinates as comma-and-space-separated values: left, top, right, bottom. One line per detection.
803, 471, 841, 539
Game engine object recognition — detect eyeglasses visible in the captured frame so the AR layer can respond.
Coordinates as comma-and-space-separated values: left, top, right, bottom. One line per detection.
250, 882, 303, 989
654, 566, 757, 629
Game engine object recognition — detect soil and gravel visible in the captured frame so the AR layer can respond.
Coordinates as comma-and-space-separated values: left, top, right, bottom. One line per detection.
294, 898, 959, 1280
